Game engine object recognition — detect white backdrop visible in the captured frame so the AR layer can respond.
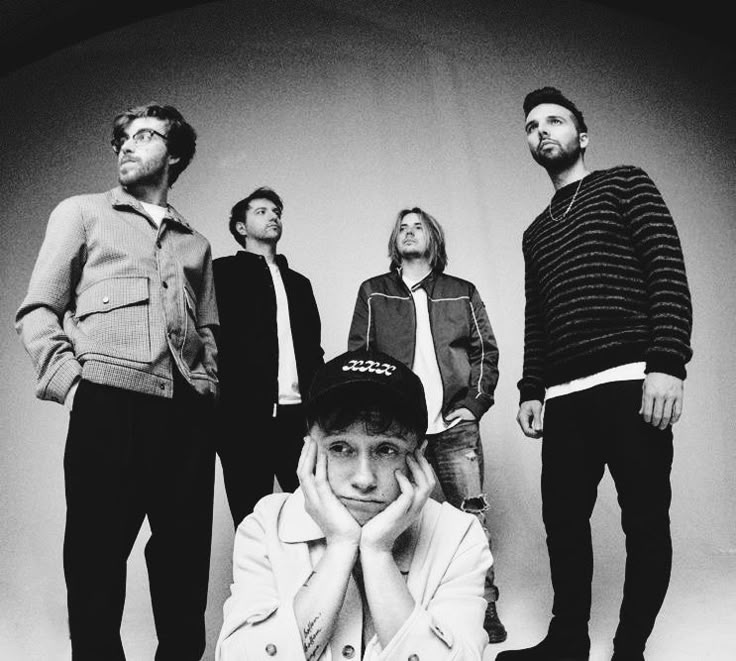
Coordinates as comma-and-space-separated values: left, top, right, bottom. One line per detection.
1, 1, 734, 659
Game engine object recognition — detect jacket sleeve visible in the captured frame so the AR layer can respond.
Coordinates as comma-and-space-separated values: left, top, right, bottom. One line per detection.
517, 239, 547, 404
15, 197, 85, 404
216, 509, 306, 661
458, 285, 499, 419
622, 166, 693, 379
347, 281, 371, 351
364, 519, 491, 660
196, 242, 219, 395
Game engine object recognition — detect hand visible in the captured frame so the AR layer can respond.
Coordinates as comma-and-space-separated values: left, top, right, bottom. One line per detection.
359, 443, 436, 553
445, 407, 476, 423
517, 400, 543, 438
297, 437, 362, 547
640, 372, 684, 429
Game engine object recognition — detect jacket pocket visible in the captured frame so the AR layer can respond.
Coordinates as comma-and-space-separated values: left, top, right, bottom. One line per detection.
71, 276, 152, 363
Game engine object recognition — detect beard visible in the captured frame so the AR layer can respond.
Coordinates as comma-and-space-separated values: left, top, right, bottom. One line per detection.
118, 157, 168, 189
531, 141, 582, 174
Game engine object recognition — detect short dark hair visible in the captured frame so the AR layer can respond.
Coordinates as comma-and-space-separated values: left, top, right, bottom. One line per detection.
388, 207, 448, 272
228, 187, 284, 248
307, 383, 420, 444
523, 87, 588, 133
112, 103, 196, 185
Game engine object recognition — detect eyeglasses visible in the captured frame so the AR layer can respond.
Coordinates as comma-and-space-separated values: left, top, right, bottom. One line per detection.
111, 128, 168, 154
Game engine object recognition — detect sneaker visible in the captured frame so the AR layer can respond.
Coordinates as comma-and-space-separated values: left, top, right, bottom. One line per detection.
484, 602, 508, 643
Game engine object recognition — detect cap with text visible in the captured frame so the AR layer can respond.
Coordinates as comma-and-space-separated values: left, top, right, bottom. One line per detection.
307, 349, 428, 435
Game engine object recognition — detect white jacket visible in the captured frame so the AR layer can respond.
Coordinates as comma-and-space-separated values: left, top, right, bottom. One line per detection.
216, 489, 491, 660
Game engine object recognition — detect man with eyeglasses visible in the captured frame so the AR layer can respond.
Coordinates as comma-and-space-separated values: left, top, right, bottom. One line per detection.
16, 103, 219, 661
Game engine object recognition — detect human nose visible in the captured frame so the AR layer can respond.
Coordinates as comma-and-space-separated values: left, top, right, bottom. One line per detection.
350, 455, 377, 492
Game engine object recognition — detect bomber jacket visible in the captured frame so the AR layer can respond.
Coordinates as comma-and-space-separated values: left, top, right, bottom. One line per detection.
348, 269, 499, 421
216, 489, 491, 660
15, 187, 219, 403
212, 251, 324, 419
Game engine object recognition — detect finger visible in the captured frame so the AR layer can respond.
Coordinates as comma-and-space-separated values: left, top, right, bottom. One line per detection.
314, 445, 329, 488
640, 389, 653, 424
297, 437, 316, 482
659, 397, 674, 430
410, 451, 435, 493
397, 467, 429, 514
296, 435, 312, 475
405, 453, 428, 493
393, 470, 417, 511
649, 394, 665, 428
671, 394, 683, 425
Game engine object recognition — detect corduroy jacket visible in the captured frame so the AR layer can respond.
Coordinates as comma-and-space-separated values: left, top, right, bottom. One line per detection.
212, 251, 324, 419
348, 270, 499, 421
16, 187, 219, 403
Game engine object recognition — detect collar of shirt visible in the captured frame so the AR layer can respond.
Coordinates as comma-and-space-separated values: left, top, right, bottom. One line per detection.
109, 186, 193, 232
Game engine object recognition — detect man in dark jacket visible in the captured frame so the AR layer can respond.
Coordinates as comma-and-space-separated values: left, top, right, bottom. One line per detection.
347, 207, 507, 643
213, 187, 324, 527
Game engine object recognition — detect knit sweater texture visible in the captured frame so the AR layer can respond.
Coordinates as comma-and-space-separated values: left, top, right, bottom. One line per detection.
518, 165, 693, 404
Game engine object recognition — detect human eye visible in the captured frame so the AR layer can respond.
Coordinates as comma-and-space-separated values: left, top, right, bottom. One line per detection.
133, 129, 153, 142
375, 443, 400, 458
328, 442, 354, 457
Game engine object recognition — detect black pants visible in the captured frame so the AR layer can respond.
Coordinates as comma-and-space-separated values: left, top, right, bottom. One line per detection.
217, 403, 307, 527
541, 380, 674, 655
63, 377, 215, 661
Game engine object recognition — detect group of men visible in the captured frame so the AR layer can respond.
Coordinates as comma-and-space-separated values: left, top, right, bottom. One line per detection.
16, 86, 692, 661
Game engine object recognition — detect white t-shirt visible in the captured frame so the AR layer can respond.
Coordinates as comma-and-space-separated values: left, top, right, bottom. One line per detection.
403, 274, 457, 435
545, 362, 646, 401
140, 201, 167, 227
268, 262, 301, 407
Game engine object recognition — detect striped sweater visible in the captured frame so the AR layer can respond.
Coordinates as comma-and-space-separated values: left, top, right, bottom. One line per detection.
518, 165, 693, 404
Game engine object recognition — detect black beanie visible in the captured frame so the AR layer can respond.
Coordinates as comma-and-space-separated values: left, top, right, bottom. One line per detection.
523, 87, 587, 132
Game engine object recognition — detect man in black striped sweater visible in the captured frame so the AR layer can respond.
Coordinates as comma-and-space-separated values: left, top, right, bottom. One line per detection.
497, 88, 693, 661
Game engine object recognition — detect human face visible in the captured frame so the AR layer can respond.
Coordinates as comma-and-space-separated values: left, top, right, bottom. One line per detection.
524, 103, 588, 172
237, 198, 283, 244
312, 422, 417, 526
396, 213, 430, 261
116, 117, 177, 189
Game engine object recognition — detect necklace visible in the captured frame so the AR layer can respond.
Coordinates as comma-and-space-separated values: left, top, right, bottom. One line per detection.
548, 177, 584, 222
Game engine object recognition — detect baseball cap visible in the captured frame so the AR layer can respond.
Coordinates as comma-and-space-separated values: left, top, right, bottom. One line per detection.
306, 349, 428, 436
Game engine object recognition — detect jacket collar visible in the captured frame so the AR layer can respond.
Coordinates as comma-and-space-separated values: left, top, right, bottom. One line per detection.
236, 250, 290, 271
108, 186, 193, 232
278, 488, 326, 543
393, 266, 437, 292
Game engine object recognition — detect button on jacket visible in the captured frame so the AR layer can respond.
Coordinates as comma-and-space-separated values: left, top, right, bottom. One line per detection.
212, 251, 324, 417
16, 187, 219, 403
216, 489, 492, 660
348, 270, 499, 421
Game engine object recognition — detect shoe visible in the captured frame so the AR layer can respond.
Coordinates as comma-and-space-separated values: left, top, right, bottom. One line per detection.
495, 636, 589, 660
484, 602, 508, 643
611, 654, 644, 661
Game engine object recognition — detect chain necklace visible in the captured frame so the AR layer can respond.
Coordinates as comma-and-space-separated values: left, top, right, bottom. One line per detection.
548, 177, 584, 222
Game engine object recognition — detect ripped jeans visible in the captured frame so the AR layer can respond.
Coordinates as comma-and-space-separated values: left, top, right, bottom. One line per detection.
425, 419, 499, 603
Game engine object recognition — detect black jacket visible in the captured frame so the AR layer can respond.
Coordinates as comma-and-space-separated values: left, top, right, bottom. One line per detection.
213, 251, 324, 418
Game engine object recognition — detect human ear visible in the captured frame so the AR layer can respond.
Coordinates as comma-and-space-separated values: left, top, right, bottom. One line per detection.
235, 220, 248, 237
579, 132, 589, 149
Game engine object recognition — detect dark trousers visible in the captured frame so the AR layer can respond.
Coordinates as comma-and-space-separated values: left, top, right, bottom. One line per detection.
425, 420, 500, 603
541, 380, 674, 655
217, 403, 307, 527
63, 376, 216, 661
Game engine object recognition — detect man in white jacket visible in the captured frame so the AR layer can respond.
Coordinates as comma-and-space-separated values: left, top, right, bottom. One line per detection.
216, 348, 493, 660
